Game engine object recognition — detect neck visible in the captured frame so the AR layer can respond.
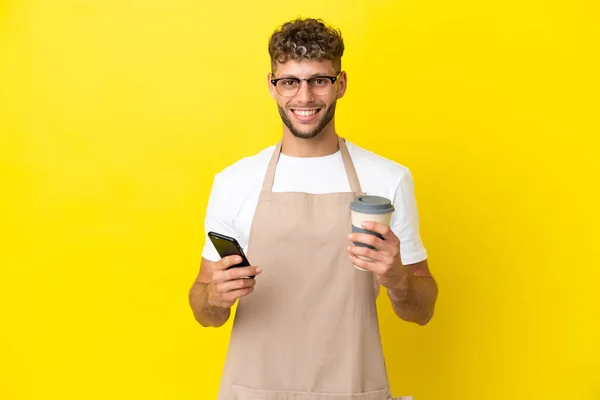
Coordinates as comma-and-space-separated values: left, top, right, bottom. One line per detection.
280, 122, 340, 157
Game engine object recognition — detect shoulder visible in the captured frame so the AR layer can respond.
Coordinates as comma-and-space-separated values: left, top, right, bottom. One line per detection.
346, 140, 412, 187
206, 144, 275, 228
213, 145, 275, 188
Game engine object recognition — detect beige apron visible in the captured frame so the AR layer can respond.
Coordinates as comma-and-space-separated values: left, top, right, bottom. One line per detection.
217, 137, 393, 400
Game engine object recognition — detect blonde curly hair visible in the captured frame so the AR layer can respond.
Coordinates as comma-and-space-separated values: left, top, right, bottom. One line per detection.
268, 18, 345, 73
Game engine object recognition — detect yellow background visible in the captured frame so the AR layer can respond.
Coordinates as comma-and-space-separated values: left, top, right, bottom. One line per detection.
1, 0, 599, 399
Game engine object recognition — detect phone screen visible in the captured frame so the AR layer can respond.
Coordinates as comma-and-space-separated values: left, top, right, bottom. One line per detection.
208, 232, 251, 267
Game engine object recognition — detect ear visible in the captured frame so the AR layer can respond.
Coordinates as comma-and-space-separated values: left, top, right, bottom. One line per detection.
267, 72, 277, 100
336, 71, 348, 99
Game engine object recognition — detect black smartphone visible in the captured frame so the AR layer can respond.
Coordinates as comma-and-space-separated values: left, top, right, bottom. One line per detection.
207, 231, 254, 278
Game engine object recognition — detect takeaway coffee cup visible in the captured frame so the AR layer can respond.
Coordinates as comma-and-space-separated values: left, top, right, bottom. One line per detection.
349, 195, 395, 271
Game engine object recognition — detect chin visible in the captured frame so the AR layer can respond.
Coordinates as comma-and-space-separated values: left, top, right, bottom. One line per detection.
290, 127, 322, 139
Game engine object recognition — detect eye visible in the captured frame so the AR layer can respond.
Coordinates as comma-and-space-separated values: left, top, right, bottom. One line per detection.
280, 79, 297, 87
311, 77, 330, 87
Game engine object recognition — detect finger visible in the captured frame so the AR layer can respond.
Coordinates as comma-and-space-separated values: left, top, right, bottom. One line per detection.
225, 287, 255, 302
213, 265, 261, 284
347, 245, 386, 263
216, 277, 256, 293
349, 255, 386, 275
348, 254, 383, 274
348, 232, 388, 252
359, 222, 398, 243
348, 233, 398, 257
223, 266, 262, 281
215, 255, 243, 270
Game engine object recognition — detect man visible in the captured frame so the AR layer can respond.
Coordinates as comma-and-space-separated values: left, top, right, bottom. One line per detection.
189, 17, 438, 400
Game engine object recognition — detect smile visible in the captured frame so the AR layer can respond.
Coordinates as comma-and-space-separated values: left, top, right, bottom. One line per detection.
290, 109, 322, 121
292, 109, 321, 116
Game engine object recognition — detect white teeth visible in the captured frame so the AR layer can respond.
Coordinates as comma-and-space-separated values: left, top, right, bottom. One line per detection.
293, 109, 318, 116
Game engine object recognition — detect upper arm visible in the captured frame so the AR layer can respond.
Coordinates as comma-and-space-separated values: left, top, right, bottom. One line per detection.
391, 168, 429, 265
196, 172, 241, 284
201, 173, 241, 262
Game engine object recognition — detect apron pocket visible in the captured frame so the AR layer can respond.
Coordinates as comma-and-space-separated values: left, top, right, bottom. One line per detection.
231, 384, 390, 400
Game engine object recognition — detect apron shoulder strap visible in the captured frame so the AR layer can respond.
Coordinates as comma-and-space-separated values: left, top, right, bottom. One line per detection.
261, 141, 282, 192
338, 136, 363, 194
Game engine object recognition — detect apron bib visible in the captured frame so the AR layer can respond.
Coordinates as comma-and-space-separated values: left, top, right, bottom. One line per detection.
217, 137, 392, 400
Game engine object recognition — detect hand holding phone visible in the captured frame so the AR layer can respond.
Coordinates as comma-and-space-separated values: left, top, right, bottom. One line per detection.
206, 232, 262, 308
208, 231, 255, 276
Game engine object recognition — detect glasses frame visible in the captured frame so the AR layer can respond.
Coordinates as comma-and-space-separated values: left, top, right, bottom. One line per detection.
270, 72, 342, 97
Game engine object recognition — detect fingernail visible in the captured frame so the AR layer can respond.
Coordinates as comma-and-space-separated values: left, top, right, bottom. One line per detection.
361, 221, 369, 228
256, 267, 262, 273
347, 246, 351, 251
347, 234, 352, 239
234, 256, 241, 262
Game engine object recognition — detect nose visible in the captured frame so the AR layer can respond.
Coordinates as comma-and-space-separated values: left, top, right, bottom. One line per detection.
295, 80, 314, 103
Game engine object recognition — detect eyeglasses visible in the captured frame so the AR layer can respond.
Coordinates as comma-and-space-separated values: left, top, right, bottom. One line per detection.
270, 72, 341, 97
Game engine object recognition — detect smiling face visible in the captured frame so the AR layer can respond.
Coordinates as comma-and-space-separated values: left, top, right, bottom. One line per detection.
269, 59, 347, 139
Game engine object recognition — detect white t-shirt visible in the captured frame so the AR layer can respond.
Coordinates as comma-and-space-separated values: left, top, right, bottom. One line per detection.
202, 140, 428, 265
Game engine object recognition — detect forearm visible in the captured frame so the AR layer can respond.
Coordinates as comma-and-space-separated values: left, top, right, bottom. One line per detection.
388, 273, 438, 326
189, 282, 231, 327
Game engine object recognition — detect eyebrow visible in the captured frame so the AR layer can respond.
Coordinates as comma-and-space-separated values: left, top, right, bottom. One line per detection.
277, 72, 333, 79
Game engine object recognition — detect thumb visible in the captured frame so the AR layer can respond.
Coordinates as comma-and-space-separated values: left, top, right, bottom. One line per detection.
216, 255, 242, 270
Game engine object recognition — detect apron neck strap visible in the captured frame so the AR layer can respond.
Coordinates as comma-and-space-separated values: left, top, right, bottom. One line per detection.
261, 136, 363, 193
338, 136, 363, 193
